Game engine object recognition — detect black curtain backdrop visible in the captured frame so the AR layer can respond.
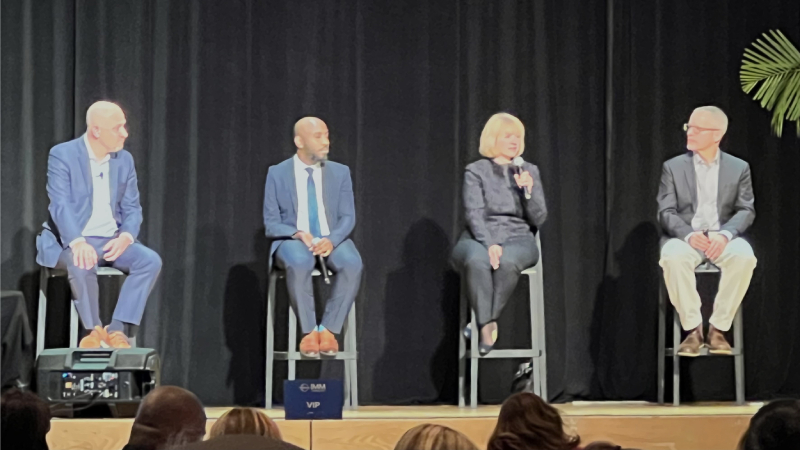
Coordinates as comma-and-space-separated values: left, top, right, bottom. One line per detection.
2, 0, 799, 406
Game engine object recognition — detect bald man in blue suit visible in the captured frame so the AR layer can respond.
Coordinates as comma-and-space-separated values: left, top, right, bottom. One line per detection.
36, 101, 162, 349
263, 117, 362, 357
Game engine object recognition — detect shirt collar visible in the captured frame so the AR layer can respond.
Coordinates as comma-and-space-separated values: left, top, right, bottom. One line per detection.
693, 149, 720, 166
84, 134, 111, 163
293, 154, 321, 171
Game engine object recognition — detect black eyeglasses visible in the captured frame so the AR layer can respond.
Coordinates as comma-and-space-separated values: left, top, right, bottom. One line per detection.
683, 123, 720, 133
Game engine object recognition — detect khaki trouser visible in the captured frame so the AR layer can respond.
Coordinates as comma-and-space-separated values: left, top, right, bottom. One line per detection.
659, 237, 756, 331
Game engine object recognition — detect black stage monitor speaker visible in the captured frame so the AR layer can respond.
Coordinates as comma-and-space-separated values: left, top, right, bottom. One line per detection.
36, 348, 160, 418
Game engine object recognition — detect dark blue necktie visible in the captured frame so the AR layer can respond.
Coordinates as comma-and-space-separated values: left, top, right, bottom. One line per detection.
306, 168, 322, 238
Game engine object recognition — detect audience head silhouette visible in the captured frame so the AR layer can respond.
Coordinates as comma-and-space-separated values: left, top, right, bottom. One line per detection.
488, 392, 580, 450
1, 389, 52, 450
176, 435, 304, 450
123, 386, 206, 450
394, 423, 478, 450
739, 399, 800, 450
209, 407, 281, 440
583, 442, 624, 450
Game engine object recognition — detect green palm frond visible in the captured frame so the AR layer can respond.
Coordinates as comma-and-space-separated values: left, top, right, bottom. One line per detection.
740, 30, 800, 137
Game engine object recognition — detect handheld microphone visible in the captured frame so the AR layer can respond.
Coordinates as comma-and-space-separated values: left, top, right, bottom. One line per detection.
311, 238, 331, 285
512, 157, 532, 200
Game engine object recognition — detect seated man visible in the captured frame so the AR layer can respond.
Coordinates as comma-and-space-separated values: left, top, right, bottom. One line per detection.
263, 117, 363, 357
657, 106, 757, 356
36, 101, 162, 348
123, 386, 207, 450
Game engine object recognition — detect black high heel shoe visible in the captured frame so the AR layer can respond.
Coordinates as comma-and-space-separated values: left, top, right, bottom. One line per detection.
463, 325, 494, 355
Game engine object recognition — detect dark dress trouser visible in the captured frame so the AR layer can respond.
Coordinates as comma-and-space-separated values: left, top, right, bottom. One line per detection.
451, 235, 539, 326
275, 238, 363, 334
1, 291, 33, 389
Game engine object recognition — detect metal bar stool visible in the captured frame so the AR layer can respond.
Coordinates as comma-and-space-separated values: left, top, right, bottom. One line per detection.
658, 261, 745, 405
37, 266, 128, 357
458, 232, 547, 408
264, 268, 358, 409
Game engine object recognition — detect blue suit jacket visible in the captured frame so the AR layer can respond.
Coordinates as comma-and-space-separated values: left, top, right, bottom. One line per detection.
263, 157, 356, 268
36, 137, 143, 268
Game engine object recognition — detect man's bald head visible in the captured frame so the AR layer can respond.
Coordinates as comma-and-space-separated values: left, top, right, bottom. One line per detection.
293, 116, 330, 164
86, 101, 123, 126
294, 117, 322, 137
125, 386, 206, 450
85, 100, 129, 154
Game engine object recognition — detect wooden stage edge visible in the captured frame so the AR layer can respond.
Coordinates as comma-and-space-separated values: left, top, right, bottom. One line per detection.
48, 401, 762, 450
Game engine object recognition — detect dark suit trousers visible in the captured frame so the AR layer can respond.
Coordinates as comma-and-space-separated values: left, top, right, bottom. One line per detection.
451, 236, 539, 325
56, 237, 162, 328
275, 239, 363, 334
1, 291, 33, 388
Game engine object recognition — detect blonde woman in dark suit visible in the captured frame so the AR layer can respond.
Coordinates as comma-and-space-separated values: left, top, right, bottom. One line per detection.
451, 113, 547, 355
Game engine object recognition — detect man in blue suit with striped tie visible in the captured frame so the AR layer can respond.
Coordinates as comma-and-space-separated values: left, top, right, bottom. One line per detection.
263, 117, 363, 357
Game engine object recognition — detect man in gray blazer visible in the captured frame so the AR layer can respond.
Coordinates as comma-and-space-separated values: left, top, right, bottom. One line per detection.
657, 106, 757, 356
263, 117, 362, 357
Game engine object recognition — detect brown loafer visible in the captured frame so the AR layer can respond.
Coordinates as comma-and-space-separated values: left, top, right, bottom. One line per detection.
104, 326, 131, 349
707, 325, 732, 355
300, 331, 320, 358
319, 329, 338, 356
677, 325, 704, 357
79, 326, 106, 348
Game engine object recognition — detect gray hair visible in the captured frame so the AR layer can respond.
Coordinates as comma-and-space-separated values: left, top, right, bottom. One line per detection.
693, 105, 728, 133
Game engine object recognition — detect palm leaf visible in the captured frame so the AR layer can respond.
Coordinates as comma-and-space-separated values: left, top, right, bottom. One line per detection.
740, 30, 800, 137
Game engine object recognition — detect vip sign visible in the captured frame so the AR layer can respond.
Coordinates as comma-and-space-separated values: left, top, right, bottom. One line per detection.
284, 379, 343, 420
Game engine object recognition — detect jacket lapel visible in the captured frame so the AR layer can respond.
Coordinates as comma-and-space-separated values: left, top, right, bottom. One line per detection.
717, 151, 729, 216
684, 153, 697, 208
287, 160, 298, 214
321, 163, 333, 226
77, 137, 93, 195
109, 153, 120, 209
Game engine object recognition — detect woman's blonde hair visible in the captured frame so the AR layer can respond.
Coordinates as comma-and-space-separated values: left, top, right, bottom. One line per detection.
394, 423, 479, 450
209, 407, 282, 440
479, 113, 526, 158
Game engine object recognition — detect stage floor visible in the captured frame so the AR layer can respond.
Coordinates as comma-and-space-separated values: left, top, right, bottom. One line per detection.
48, 402, 762, 450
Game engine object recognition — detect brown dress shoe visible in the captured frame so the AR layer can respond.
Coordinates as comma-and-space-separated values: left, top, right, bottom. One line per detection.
300, 331, 320, 357
79, 326, 106, 348
677, 325, 704, 357
319, 329, 338, 356
104, 326, 131, 349
707, 325, 732, 354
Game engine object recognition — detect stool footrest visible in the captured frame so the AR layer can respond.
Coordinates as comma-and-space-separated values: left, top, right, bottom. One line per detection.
466, 349, 540, 359
273, 351, 358, 361
665, 348, 742, 357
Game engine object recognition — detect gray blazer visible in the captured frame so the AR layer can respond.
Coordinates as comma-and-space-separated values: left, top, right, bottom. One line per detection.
656, 151, 755, 244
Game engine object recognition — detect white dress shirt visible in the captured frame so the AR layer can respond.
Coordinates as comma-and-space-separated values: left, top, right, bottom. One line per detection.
293, 154, 330, 237
69, 135, 133, 247
686, 150, 733, 242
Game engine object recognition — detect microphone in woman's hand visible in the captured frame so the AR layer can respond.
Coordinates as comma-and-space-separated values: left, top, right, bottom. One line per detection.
512, 157, 532, 199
